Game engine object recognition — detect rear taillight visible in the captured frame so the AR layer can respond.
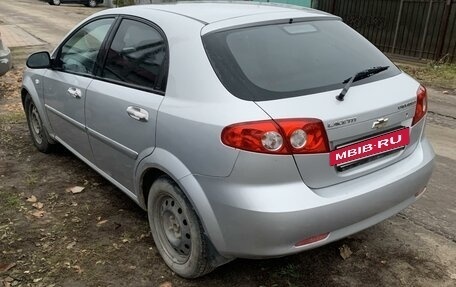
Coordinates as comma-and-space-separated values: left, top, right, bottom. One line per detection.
221, 119, 329, 154
412, 85, 427, 125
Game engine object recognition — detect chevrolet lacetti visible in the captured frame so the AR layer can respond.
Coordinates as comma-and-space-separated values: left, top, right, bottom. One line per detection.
21, 2, 435, 278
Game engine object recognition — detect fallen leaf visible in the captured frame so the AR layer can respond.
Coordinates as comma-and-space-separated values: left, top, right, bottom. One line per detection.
32, 202, 44, 209
4, 277, 14, 282
442, 90, 449, 95
96, 220, 108, 226
381, 260, 387, 264
159, 282, 173, 287
339, 244, 352, 260
66, 242, 76, 249
71, 217, 81, 223
32, 278, 42, 283
26, 195, 37, 203
73, 265, 83, 274
31, 210, 45, 218
66, 186, 85, 194
0, 262, 16, 273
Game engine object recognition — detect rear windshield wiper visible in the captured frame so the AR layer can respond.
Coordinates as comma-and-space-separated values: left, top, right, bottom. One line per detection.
336, 66, 389, 101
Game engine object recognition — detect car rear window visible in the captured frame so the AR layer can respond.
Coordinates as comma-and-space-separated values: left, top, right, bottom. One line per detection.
203, 20, 401, 101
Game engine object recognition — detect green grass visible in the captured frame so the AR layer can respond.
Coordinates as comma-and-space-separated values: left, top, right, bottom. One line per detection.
278, 263, 302, 279
0, 111, 25, 124
25, 173, 39, 186
1, 191, 21, 209
398, 63, 456, 90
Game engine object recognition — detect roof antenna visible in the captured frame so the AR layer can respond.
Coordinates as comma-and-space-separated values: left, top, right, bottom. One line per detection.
289, 18, 294, 24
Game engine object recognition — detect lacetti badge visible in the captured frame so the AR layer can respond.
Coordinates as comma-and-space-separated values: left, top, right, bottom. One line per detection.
330, 128, 410, 166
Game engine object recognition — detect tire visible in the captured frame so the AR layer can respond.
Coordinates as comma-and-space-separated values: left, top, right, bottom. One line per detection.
48, 1, 55, 5
24, 94, 53, 153
88, 0, 97, 7
53, 0, 61, 6
147, 176, 214, 278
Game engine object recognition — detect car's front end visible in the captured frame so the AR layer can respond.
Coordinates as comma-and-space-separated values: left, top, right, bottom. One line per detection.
0, 33, 12, 76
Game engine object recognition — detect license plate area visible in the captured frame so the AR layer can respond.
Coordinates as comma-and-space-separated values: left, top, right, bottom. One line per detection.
329, 128, 410, 167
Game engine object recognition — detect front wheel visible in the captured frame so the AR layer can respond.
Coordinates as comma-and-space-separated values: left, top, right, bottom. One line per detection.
147, 176, 214, 278
52, 0, 61, 6
24, 94, 53, 153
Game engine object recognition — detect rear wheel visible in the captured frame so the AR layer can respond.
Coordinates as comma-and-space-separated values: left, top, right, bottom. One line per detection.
24, 94, 53, 153
52, 0, 61, 5
147, 176, 214, 278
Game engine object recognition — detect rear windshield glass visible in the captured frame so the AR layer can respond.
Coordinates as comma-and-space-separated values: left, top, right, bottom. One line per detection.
203, 20, 401, 101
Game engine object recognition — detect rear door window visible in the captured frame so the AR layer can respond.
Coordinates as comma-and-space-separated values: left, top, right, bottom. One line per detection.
203, 20, 401, 101
101, 19, 167, 91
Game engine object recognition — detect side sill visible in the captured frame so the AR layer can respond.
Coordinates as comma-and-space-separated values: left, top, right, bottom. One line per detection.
55, 135, 139, 205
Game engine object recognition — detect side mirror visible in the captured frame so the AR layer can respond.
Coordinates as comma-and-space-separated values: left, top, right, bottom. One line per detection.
26, 51, 51, 69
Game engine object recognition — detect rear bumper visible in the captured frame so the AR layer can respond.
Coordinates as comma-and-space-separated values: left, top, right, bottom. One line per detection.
190, 137, 434, 258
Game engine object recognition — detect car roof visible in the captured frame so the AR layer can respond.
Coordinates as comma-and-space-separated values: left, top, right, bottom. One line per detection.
120, 1, 331, 24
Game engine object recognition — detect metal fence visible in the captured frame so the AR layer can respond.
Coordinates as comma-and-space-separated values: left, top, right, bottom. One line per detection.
312, 0, 456, 63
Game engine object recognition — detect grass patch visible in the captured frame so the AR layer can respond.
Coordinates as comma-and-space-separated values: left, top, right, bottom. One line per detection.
1, 191, 21, 209
26, 174, 39, 186
398, 63, 456, 90
278, 263, 302, 279
0, 111, 25, 124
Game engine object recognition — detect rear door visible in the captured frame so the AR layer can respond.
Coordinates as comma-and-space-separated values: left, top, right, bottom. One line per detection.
85, 17, 167, 191
43, 17, 114, 161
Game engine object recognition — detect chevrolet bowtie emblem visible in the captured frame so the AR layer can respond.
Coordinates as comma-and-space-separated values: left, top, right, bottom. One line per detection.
372, 117, 389, 129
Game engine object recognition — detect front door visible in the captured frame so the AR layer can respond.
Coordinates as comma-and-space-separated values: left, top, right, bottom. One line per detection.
85, 18, 168, 191
43, 17, 115, 161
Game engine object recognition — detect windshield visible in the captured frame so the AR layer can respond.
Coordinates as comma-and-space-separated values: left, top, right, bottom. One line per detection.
203, 20, 401, 101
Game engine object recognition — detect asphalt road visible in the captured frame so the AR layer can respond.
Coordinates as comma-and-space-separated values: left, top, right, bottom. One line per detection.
0, 0, 455, 286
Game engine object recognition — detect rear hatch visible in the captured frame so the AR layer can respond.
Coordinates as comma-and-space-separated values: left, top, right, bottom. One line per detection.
255, 74, 420, 188
203, 17, 423, 188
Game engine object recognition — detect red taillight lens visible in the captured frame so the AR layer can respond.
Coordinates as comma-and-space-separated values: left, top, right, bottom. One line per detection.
412, 85, 427, 125
221, 118, 329, 154
276, 119, 330, 154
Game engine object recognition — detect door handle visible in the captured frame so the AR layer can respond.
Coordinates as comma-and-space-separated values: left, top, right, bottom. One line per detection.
67, 87, 82, 99
126, 106, 149, 122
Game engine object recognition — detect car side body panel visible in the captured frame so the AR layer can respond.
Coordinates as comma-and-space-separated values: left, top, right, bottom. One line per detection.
43, 70, 94, 161
86, 80, 164, 191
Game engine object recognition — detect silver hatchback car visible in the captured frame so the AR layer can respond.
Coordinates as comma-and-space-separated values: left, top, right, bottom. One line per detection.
22, 2, 435, 278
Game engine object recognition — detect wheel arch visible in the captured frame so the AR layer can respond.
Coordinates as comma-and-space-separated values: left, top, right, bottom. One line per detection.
21, 80, 56, 143
136, 147, 227, 253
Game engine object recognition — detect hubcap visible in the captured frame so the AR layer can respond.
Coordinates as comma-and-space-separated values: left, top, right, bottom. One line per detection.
30, 105, 43, 145
157, 195, 192, 262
